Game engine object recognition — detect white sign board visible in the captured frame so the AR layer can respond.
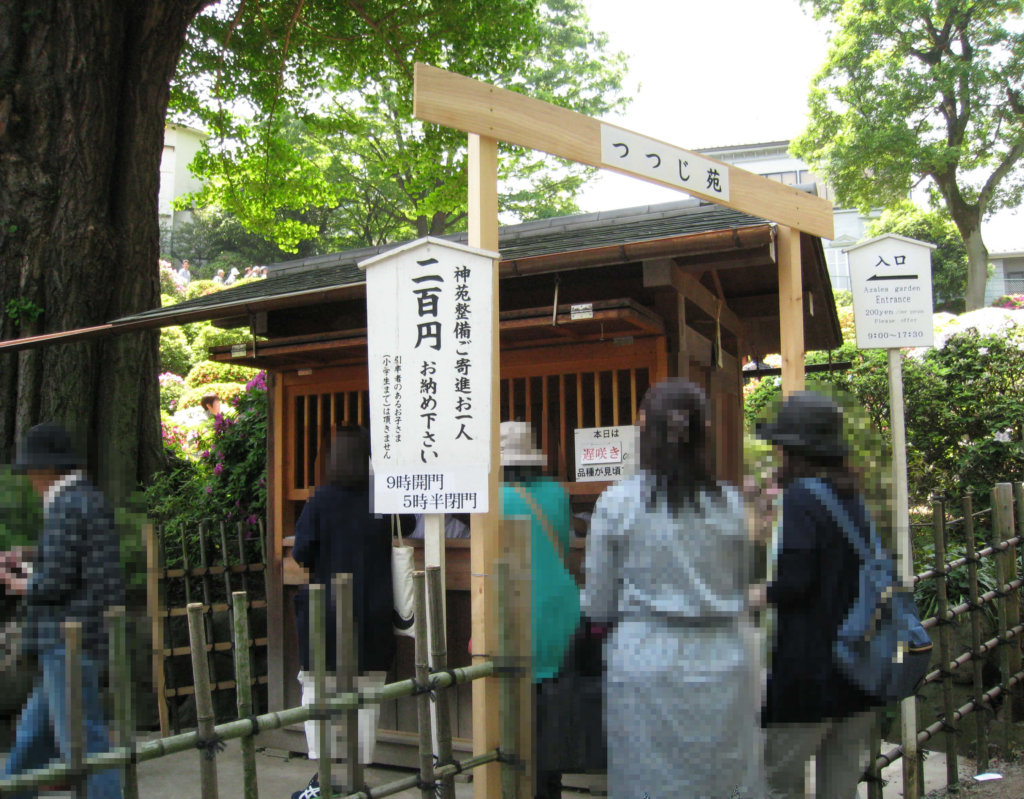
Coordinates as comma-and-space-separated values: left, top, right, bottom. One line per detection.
600, 125, 730, 203
573, 425, 639, 482
846, 234, 935, 349
360, 237, 498, 513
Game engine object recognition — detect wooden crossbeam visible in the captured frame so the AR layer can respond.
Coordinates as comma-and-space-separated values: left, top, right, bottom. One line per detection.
414, 63, 834, 239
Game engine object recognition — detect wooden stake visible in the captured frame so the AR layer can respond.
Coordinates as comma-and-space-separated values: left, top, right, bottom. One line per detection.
232, 592, 259, 799
932, 497, 958, 789
993, 483, 1017, 752
334, 573, 361, 794
64, 621, 85, 799
107, 607, 138, 799
776, 225, 805, 395
496, 560, 518, 799
964, 491, 989, 770
187, 603, 219, 799
146, 523, 170, 737
310, 584, 333, 799
427, 566, 456, 799
413, 571, 436, 799
468, 130, 502, 799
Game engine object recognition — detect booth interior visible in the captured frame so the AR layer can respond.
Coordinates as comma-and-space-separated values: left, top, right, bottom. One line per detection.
124, 196, 841, 764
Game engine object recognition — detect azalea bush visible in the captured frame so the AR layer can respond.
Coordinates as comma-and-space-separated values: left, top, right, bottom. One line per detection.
993, 294, 1024, 310
147, 371, 268, 570
159, 326, 194, 377
159, 372, 186, 413
184, 359, 259, 388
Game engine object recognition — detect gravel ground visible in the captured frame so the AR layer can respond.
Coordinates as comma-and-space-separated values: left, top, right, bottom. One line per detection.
924, 759, 1024, 798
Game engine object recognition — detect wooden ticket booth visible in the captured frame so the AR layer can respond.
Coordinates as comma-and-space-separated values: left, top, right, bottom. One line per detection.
204, 197, 842, 764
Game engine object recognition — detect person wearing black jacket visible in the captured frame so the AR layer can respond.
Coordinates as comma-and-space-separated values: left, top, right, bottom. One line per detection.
290, 427, 400, 799
750, 392, 882, 799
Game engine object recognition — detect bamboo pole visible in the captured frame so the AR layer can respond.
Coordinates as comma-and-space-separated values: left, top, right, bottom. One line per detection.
932, 497, 958, 789
107, 607, 138, 799
496, 560, 518, 799
219, 523, 234, 610
427, 566, 456, 799
65, 621, 85, 799
0, 662, 497, 794
232, 592, 259, 799
992, 483, 1014, 756
342, 750, 501, 799
867, 715, 883, 799
964, 492, 989, 770
147, 523, 170, 737
1005, 483, 1024, 718
187, 603, 219, 799
310, 584, 333, 799
413, 571, 436, 799
334, 573, 361, 794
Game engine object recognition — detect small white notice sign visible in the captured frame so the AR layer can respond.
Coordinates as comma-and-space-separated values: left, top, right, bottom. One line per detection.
846, 234, 935, 349
570, 303, 593, 320
600, 124, 730, 202
574, 425, 638, 482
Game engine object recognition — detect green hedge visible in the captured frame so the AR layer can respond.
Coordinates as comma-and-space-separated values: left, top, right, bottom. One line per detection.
190, 325, 251, 361
159, 326, 194, 377
178, 381, 246, 410
185, 360, 259, 388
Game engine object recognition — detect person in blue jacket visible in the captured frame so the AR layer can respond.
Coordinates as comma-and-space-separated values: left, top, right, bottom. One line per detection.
1, 423, 123, 799
291, 426, 398, 799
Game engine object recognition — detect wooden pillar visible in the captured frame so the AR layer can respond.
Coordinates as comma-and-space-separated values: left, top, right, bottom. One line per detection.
776, 225, 805, 394
468, 132, 502, 799
267, 371, 287, 719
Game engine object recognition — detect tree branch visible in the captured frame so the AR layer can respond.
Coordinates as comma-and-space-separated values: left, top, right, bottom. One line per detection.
978, 138, 1024, 213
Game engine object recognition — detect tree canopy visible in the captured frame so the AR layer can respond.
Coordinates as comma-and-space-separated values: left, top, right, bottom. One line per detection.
793, 0, 1024, 310
171, 0, 629, 253
865, 201, 968, 312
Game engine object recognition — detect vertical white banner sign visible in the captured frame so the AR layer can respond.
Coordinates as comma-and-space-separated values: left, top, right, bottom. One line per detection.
360, 237, 497, 514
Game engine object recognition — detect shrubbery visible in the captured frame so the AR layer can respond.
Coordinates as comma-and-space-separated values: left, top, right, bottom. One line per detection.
159, 372, 186, 414
159, 326, 194, 377
179, 381, 245, 410
184, 279, 221, 301
185, 360, 259, 388
190, 325, 251, 361
993, 294, 1024, 310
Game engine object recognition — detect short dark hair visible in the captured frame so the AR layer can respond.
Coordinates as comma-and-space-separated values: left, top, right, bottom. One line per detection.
781, 450, 862, 495
200, 394, 220, 411
325, 426, 370, 487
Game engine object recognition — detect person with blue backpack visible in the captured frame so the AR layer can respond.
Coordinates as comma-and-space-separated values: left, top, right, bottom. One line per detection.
751, 391, 930, 799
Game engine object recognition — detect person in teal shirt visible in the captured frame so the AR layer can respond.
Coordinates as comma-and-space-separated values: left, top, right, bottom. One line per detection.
499, 421, 580, 683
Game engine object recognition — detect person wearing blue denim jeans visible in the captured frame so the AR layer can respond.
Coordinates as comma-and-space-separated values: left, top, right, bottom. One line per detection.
1, 423, 124, 799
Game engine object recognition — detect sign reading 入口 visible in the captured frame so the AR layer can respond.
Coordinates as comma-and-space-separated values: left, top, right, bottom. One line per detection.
573, 425, 639, 482
360, 237, 498, 514
846, 233, 935, 349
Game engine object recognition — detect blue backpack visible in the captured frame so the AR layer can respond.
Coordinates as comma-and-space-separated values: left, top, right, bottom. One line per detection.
804, 479, 933, 703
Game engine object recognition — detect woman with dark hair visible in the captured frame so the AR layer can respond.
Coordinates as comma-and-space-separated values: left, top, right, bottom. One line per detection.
581, 379, 763, 799
752, 390, 881, 799
291, 426, 395, 798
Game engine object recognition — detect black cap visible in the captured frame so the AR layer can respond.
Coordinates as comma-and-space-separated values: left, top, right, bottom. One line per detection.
756, 391, 849, 459
12, 423, 83, 473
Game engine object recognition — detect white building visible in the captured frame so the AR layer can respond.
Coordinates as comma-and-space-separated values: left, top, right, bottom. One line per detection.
159, 123, 207, 239
986, 252, 1024, 305
698, 141, 876, 293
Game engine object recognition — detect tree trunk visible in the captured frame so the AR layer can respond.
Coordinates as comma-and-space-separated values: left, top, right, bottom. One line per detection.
0, 0, 208, 505
961, 224, 990, 312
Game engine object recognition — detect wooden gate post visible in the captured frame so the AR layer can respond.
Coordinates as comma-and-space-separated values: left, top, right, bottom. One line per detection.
776, 225, 805, 395
932, 497, 958, 789
187, 603, 220, 799
993, 483, 1022, 731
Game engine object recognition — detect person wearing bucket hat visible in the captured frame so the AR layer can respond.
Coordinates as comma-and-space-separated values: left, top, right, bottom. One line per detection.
499, 421, 580, 798
751, 392, 881, 798
2, 423, 124, 798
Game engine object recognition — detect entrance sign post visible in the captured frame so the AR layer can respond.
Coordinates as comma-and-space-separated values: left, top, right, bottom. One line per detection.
847, 233, 935, 799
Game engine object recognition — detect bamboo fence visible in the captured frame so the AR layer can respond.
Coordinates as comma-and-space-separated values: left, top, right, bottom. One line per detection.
0, 556, 525, 799
863, 480, 1024, 798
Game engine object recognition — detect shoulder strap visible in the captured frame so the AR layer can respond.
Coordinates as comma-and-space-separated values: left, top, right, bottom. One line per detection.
509, 483, 576, 584
392, 514, 404, 544
801, 478, 883, 562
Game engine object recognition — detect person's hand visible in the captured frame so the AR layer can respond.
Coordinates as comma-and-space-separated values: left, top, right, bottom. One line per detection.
0, 548, 33, 595
743, 471, 780, 544
747, 582, 767, 610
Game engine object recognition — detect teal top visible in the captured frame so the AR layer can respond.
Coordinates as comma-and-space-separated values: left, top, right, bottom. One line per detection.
502, 479, 581, 682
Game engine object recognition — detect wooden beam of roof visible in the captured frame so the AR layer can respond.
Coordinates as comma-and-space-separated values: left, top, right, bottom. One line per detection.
674, 244, 776, 275
414, 63, 834, 239
642, 259, 745, 340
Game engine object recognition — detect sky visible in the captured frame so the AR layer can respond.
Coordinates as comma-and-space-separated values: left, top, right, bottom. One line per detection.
576, 0, 1023, 250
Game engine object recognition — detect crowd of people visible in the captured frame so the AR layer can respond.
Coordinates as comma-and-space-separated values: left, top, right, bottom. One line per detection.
159, 257, 269, 290
1, 381, 906, 799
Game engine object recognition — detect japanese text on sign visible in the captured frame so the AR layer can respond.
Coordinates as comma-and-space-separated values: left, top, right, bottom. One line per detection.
600, 125, 730, 202
361, 238, 497, 513
573, 425, 638, 483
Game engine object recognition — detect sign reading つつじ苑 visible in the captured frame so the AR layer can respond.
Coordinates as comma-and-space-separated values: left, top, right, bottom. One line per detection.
846, 234, 935, 349
359, 237, 497, 513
